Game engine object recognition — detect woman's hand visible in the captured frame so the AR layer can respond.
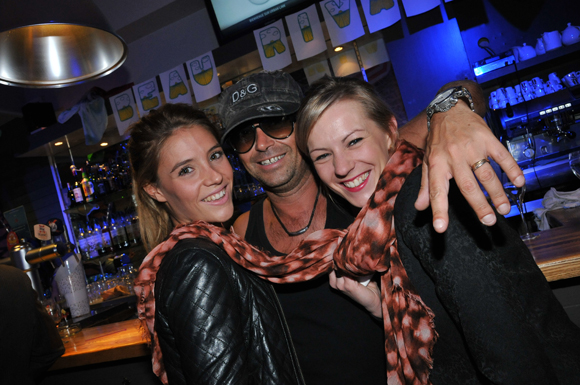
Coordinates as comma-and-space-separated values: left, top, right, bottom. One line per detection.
329, 271, 382, 319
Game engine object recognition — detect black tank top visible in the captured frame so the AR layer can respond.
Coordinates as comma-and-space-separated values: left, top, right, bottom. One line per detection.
246, 197, 387, 385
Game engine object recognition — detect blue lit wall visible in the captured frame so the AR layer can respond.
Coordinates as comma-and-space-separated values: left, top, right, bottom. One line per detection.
382, 0, 579, 120
385, 16, 472, 120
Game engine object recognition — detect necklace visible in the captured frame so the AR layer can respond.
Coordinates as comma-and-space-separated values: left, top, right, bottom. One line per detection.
270, 188, 321, 237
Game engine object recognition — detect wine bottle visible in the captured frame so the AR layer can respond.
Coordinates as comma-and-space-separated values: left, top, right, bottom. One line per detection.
71, 167, 85, 205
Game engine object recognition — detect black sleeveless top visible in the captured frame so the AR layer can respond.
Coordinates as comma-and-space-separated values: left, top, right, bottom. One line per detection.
246, 197, 387, 385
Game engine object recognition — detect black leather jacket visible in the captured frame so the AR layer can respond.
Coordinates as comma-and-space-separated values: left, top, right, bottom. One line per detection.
155, 238, 305, 385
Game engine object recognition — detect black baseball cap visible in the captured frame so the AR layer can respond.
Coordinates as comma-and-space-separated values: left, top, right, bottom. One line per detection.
219, 70, 303, 144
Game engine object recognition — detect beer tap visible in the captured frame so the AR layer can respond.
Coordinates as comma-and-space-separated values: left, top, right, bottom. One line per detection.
10, 241, 68, 300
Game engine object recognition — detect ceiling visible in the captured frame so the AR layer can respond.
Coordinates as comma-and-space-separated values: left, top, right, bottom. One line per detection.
0, 0, 382, 158
0, 0, 211, 120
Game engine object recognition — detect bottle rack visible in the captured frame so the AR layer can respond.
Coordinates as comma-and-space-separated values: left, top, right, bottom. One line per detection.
53, 140, 144, 274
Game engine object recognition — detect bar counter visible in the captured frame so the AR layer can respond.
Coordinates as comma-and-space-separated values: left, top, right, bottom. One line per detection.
47, 209, 580, 376
50, 318, 150, 371
526, 207, 580, 282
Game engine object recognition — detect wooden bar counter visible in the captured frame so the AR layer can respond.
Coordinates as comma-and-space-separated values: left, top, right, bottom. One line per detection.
524, 207, 580, 282
50, 318, 150, 371
43, 318, 160, 385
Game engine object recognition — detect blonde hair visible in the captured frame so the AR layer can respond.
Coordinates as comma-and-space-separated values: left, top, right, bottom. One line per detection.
128, 103, 220, 252
295, 76, 398, 157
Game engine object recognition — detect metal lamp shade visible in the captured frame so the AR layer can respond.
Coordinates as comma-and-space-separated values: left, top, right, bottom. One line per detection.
0, 0, 128, 88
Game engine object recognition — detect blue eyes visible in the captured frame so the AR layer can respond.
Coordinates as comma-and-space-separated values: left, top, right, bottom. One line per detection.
348, 138, 362, 146
314, 153, 329, 162
312, 138, 363, 162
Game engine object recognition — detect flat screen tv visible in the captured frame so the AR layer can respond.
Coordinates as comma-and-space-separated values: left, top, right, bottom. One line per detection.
205, 0, 316, 45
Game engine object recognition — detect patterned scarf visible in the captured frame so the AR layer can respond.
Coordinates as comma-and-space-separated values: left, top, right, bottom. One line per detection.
135, 140, 437, 385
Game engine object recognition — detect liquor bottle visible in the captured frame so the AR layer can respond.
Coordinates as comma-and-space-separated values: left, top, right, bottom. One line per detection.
66, 183, 76, 208
110, 216, 129, 249
118, 214, 132, 247
100, 219, 115, 254
113, 164, 125, 190
76, 227, 90, 260
85, 224, 100, 258
105, 165, 118, 193
70, 167, 85, 205
88, 163, 99, 202
81, 170, 95, 203
106, 217, 120, 250
130, 211, 141, 244
93, 220, 108, 255
96, 165, 110, 196
122, 213, 137, 245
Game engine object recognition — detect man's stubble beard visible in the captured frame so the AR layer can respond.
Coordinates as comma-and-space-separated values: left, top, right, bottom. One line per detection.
246, 154, 315, 196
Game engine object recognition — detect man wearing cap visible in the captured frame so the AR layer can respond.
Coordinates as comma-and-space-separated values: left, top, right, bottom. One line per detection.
219, 71, 523, 384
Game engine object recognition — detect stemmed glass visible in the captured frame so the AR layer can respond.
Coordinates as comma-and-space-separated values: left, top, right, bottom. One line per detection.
570, 150, 580, 179
504, 184, 539, 241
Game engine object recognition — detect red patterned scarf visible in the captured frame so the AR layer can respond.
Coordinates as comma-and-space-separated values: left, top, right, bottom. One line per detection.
135, 140, 437, 385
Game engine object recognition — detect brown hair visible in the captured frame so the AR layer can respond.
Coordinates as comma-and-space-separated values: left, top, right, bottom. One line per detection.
295, 76, 398, 157
128, 103, 220, 252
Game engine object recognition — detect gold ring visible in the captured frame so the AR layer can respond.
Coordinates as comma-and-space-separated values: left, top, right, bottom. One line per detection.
471, 158, 489, 171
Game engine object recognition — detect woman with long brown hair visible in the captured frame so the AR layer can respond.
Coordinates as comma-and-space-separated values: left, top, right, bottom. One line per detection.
129, 103, 304, 385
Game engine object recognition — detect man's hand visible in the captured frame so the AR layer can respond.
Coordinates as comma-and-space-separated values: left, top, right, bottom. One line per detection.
414, 102, 525, 233
329, 271, 382, 318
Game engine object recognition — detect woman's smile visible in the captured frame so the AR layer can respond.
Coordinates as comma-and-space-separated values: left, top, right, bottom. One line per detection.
307, 99, 396, 208
202, 186, 228, 203
341, 171, 370, 191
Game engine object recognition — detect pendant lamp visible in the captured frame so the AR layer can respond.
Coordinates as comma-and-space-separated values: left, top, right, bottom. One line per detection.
0, 0, 127, 88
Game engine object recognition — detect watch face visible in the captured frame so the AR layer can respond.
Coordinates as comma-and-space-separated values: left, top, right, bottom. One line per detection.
432, 88, 456, 105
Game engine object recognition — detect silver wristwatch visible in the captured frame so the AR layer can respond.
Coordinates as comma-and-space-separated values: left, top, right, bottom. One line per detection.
426, 86, 475, 130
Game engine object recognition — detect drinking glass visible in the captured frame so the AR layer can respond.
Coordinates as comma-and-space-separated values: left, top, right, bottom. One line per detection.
504, 184, 539, 241
42, 298, 63, 325
570, 151, 580, 179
